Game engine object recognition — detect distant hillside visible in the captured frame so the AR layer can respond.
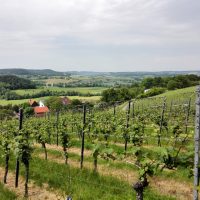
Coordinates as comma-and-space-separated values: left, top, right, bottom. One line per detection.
0, 68, 65, 76
30, 69, 65, 76
0, 75, 36, 89
0, 68, 200, 77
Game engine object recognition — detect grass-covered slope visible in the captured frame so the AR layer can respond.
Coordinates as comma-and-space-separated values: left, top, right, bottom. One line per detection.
155, 86, 196, 99
0, 182, 17, 200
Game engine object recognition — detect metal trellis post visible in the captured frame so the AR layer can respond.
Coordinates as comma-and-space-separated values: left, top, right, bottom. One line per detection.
194, 86, 200, 200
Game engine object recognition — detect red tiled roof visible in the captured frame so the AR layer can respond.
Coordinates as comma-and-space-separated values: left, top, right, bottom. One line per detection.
34, 106, 49, 114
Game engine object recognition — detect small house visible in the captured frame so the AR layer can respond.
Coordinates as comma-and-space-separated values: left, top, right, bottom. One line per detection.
144, 89, 150, 93
34, 106, 49, 117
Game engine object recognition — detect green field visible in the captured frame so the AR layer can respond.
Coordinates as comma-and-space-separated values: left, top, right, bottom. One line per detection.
0, 97, 49, 106
36, 75, 135, 87
0, 96, 101, 106
68, 96, 101, 101
15, 87, 107, 95
0, 86, 104, 105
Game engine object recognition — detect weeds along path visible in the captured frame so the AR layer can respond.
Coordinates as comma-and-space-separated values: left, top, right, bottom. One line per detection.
0, 166, 64, 200
35, 149, 193, 200
35, 143, 91, 157
36, 152, 138, 184
36, 142, 187, 167
35, 142, 157, 162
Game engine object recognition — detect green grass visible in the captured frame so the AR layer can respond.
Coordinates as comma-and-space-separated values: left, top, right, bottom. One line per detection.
0, 151, 175, 200
152, 86, 196, 111
40, 138, 193, 184
68, 96, 101, 101
156, 86, 196, 99
142, 86, 196, 107
0, 96, 50, 105
0, 182, 17, 200
15, 87, 107, 95
0, 96, 101, 105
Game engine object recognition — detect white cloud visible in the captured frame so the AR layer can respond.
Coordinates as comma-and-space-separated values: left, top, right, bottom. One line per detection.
0, 0, 199, 70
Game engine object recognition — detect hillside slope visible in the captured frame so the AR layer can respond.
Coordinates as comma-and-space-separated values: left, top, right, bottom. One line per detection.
0, 68, 65, 76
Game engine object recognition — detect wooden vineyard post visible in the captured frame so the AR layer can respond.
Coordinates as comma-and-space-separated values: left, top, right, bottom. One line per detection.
88, 108, 91, 135
56, 111, 59, 146
132, 100, 135, 119
71, 109, 74, 133
168, 99, 173, 120
125, 100, 131, 152
194, 86, 200, 200
126, 101, 131, 127
185, 98, 191, 135
158, 97, 166, 147
80, 104, 86, 169
113, 103, 116, 116
141, 103, 144, 115
15, 108, 23, 188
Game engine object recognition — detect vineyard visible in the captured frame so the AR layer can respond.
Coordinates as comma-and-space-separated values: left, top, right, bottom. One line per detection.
0, 87, 200, 200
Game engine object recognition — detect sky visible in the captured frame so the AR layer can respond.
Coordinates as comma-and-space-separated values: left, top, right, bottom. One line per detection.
0, 0, 199, 72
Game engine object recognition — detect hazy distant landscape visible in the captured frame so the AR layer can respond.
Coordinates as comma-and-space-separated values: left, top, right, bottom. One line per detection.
0, 68, 199, 106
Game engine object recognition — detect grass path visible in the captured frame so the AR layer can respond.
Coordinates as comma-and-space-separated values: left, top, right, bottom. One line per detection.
0, 155, 140, 199
36, 144, 193, 200
36, 152, 138, 183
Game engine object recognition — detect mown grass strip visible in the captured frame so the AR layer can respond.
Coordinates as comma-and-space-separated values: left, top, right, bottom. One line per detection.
0, 182, 17, 200
0, 150, 174, 200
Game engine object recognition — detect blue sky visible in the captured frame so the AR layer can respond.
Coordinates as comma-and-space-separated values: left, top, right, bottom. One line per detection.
0, 0, 199, 72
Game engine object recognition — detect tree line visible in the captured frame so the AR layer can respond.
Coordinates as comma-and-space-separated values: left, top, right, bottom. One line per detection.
141, 74, 200, 90
0, 75, 36, 99
0, 75, 36, 90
